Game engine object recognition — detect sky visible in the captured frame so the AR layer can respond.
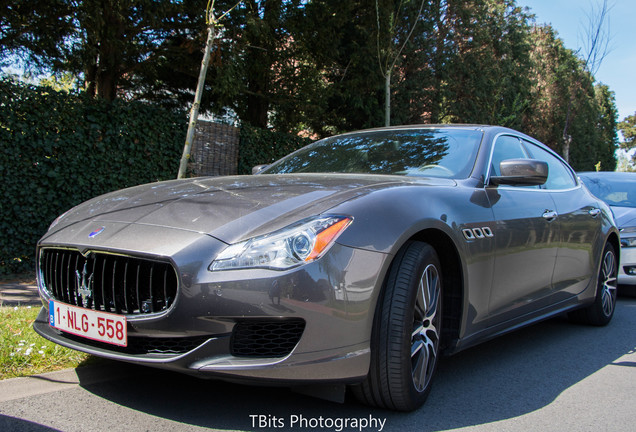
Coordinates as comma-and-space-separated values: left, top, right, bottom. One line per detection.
521, 0, 636, 123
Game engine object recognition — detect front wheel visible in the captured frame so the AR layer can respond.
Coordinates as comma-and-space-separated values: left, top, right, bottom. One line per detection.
569, 242, 618, 326
353, 241, 442, 411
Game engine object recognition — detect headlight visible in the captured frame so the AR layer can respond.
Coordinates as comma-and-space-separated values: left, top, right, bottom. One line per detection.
210, 215, 353, 271
621, 236, 636, 248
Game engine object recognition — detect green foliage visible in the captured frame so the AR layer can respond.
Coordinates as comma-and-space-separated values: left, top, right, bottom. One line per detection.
619, 113, 636, 152
3, 0, 620, 169
593, 84, 618, 171
0, 1, 75, 72
2, 0, 207, 102
522, 26, 617, 170
0, 79, 186, 274
293, 0, 385, 134
617, 152, 636, 172
238, 124, 311, 175
618, 113, 636, 168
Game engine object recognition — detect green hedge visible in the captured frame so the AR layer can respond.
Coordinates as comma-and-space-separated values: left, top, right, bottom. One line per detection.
238, 124, 311, 175
0, 79, 186, 275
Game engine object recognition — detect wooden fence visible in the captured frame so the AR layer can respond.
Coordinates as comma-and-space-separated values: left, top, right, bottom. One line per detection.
189, 121, 240, 177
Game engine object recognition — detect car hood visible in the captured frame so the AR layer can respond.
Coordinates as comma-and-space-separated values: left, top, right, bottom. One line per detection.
610, 206, 636, 229
44, 174, 455, 246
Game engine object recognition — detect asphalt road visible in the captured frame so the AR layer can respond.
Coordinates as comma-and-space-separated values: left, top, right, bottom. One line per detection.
1, 298, 635, 432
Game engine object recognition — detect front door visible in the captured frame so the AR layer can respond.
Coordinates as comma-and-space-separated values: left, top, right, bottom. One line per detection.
486, 134, 559, 323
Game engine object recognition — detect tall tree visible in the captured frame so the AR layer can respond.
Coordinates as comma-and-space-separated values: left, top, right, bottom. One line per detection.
2, 0, 206, 101
216, 0, 302, 128
618, 113, 636, 166
178, 1, 241, 179
374, 0, 426, 126
593, 83, 618, 171
292, 0, 384, 135
525, 23, 617, 170
438, 0, 533, 128
0, 1, 74, 71
560, 0, 612, 162
1, 0, 621, 157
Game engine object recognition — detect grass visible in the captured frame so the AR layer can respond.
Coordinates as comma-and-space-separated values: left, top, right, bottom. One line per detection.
0, 305, 94, 380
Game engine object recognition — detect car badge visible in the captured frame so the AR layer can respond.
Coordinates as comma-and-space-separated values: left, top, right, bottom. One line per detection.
89, 226, 105, 238
75, 262, 94, 304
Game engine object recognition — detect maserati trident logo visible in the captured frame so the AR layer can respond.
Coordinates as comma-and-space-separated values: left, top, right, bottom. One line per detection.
75, 262, 94, 305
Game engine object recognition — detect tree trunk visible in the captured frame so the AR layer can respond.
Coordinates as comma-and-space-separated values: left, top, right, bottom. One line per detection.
177, 23, 216, 179
384, 71, 391, 127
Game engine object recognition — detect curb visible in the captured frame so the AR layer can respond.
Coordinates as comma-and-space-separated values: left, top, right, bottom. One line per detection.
0, 281, 41, 307
0, 361, 150, 403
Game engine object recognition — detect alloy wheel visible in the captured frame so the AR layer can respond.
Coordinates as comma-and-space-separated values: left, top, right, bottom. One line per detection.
600, 249, 617, 317
411, 263, 441, 392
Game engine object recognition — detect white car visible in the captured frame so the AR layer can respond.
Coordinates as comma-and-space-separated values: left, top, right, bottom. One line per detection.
579, 171, 636, 294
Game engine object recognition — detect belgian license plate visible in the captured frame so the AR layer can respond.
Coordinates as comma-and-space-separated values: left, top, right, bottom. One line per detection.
49, 300, 127, 347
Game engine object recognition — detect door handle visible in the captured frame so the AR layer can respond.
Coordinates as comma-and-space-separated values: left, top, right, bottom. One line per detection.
542, 210, 558, 221
589, 208, 601, 217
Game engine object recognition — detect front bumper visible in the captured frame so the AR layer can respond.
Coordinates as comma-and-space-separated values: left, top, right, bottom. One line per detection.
34, 241, 389, 384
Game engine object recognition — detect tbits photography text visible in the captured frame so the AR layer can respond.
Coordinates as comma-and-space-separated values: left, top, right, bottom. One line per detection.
249, 414, 388, 432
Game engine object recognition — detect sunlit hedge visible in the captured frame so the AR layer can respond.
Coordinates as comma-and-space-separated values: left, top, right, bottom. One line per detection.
0, 79, 186, 274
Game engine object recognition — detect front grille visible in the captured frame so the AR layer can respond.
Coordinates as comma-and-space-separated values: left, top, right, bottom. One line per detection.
231, 319, 305, 357
40, 248, 178, 316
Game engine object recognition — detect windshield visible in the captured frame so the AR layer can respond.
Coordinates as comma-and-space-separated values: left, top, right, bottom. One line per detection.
262, 128, 483, 179
580, 174, 636, 208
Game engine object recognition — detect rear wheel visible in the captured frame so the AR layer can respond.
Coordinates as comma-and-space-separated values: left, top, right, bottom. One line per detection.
353, 241, 442, 411
569, 242, 618, 326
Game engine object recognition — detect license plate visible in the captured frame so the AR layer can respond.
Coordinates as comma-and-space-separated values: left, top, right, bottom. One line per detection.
49, 300, 127, 347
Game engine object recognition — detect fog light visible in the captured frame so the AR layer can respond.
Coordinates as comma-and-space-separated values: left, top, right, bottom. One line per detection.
625, 266, 636, 276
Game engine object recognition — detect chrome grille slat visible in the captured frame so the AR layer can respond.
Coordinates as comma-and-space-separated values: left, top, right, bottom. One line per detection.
72, 253, 80, 306
123, 262, 129, 313
54, 252, 62, 303
135, 265, 141, 315
163, 269, 170, 308
149, 264, 155, 313
47, 251, 55, 299
112, 260, 118, 313
40, 249, 178, 316
100, 256, 107, 311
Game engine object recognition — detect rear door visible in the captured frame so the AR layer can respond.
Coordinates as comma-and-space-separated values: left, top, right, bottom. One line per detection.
523, 140, 602, 297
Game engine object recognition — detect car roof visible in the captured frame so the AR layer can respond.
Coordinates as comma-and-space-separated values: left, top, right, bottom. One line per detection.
330, 124, 530, 141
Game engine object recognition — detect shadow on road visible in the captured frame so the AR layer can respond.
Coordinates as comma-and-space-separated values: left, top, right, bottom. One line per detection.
0, 415, 61, 431
77, 298, 636, 431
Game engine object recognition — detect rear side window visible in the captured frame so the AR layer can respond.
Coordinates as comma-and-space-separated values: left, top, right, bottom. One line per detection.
523, 141, 577, 190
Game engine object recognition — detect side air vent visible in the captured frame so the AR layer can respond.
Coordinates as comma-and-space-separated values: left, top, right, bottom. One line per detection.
231, 319, 306, 357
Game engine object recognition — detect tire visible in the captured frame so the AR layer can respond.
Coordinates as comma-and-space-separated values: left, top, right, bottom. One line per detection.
353, 241, 443, 411
569, 242, 618, 326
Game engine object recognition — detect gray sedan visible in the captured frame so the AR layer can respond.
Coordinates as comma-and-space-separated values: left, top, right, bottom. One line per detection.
34, 125, 619, 411
579, 171, 636, 293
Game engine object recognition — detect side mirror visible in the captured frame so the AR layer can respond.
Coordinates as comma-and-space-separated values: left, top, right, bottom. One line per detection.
252, 164, 269, 175
490, 158, 548, 186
